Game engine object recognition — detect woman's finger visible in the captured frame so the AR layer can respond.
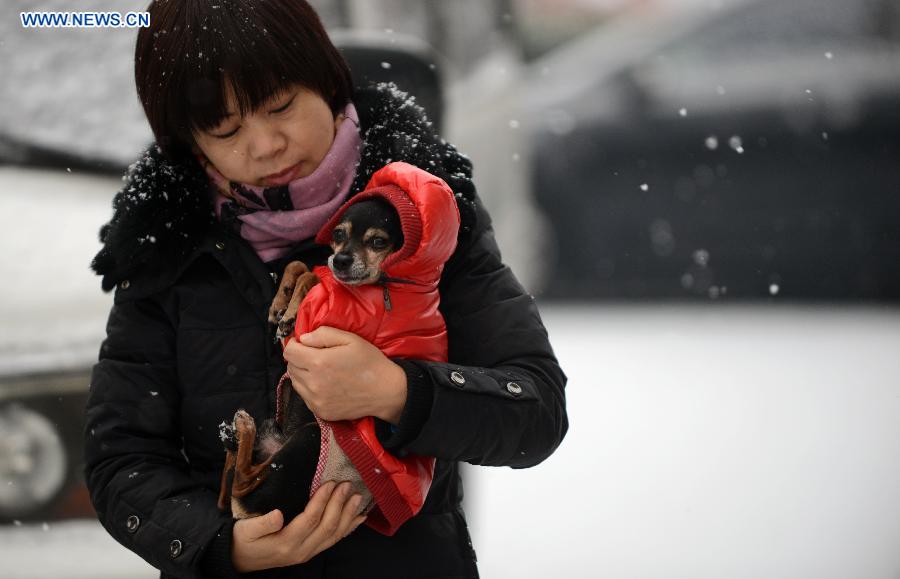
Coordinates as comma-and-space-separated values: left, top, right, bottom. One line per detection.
298, 326, 352, 348
283, 339, 314, 365
288, 481, 351, 551
308, 488, 362, 557
330, 493, 362, 542
286, 481, 336, 539
286, 362, 309, 384
311, 482, 353, 539
235, 509, 284, 541
337, 495, 366, 538
287, 368, 315, 404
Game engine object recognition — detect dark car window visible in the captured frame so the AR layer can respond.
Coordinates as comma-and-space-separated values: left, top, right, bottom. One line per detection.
530, 0, 900, 300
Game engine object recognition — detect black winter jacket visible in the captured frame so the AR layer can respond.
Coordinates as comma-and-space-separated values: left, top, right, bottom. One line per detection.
85, 84, 568, 579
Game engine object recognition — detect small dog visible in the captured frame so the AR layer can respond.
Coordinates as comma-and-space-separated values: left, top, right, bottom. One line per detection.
218, 198, 403, 521
271, 197, 404, 341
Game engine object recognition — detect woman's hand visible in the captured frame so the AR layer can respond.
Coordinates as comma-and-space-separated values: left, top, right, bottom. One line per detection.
231, 481, 366, 573
283, 326, 407, 424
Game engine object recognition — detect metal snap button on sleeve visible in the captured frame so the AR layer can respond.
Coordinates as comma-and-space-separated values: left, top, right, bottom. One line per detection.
119, 279, 130, 290
450, 371, 466, 386
215, 241, 226, 250
125, 515, 140, 533
169, 539, 183, 558
506, 382, 523, 396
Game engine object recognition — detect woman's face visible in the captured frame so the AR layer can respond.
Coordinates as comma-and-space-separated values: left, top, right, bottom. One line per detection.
192, 84, 342, 187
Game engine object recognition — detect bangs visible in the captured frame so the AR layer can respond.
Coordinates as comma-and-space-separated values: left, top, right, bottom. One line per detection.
181, 3, 305, 134
136, 0, 352, 158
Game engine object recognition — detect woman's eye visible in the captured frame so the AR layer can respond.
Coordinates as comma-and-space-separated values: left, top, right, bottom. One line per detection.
271, 95, 295, 114
212, 126, 239, 140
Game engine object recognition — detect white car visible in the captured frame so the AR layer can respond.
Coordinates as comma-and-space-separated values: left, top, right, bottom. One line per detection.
0, 158, 117, 521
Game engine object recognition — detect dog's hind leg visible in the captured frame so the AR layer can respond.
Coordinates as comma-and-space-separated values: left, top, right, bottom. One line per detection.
231, 410, 274, 499
217, 450, 236, 511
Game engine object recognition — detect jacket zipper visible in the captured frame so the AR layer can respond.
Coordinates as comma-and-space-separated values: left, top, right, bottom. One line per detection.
378, 274, 422, 312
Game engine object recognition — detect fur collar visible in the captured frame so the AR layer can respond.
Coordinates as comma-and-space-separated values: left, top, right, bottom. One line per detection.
91, 83, 476, 292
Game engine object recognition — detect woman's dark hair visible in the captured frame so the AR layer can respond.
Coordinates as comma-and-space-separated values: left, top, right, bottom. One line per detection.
135, 0, 353, 160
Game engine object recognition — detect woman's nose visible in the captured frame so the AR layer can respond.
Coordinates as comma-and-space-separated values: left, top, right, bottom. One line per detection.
246, 122, 287, 161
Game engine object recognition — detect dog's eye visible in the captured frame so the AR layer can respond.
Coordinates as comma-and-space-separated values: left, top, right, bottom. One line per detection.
332, 229, 347, 243
370, 237, 388, 250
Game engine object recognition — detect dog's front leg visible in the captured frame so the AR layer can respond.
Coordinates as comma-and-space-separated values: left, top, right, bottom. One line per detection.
269, 261, 310, 327
276, 271, 320, 341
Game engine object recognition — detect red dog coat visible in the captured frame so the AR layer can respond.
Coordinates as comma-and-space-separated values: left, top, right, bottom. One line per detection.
292, 161, 460, 535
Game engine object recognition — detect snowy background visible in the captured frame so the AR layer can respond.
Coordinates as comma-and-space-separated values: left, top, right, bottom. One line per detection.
3, 0, 900, 577
4, 304, 900, 578
0, 0, 151, 166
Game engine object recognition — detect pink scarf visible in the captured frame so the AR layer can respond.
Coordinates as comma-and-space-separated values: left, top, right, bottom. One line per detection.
201, 102, 362, 262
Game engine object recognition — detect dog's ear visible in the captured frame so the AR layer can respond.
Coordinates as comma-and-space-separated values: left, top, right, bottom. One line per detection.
369, 198, 404, 250
379, 201, 404, 252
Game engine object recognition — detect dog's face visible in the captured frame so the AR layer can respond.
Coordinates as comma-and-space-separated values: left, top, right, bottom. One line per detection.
328, 199, 403, 285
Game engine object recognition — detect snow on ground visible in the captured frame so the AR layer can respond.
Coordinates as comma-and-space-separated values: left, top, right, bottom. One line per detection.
0, 519, 156, 578
2, 304, 900, 577
467, 303, 900, 579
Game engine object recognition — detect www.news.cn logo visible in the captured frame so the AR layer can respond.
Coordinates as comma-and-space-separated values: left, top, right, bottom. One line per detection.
20, 11, 150, 28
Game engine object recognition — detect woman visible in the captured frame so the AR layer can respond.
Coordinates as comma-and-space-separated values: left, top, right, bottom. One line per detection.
85, 1, 567, 577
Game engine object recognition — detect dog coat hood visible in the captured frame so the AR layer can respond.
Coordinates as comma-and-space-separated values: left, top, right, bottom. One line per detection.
295, 162, 460, 535
316, 160, 461, 286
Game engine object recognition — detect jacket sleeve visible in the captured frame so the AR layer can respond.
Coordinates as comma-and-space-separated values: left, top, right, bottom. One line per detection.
84, 290, 240, 579
379, 195, 568, 468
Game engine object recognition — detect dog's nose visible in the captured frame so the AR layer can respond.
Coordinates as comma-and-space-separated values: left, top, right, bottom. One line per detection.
333, 252, 354, 271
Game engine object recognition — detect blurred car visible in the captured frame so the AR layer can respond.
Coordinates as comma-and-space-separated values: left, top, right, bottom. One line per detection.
450, 0, 900, 300
0, 139, 120, 521
0, 0, 152, 525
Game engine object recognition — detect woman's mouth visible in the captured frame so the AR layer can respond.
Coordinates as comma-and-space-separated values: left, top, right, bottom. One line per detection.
262, 162, 304, 187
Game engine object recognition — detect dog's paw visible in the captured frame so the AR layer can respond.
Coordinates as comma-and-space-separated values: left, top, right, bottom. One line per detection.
268, 303, 289, 326
268, 261, 310, 326
268, 307, 287, 342
276, 316, 296, 341
218, 420, 238, 452
233, 409, 256, 439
